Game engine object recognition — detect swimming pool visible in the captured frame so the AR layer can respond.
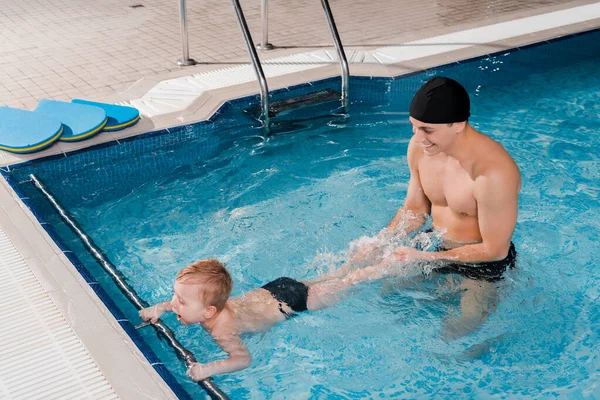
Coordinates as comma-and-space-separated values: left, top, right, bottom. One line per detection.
3, 29, 599, 398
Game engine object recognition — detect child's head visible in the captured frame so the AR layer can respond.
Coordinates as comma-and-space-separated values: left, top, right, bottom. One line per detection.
171, 259, 233, 325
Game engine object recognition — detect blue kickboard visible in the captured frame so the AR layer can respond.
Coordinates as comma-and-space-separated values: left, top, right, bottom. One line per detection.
35, 99, 107, 142
72, 99, 140, 131
0, 107, 63, 153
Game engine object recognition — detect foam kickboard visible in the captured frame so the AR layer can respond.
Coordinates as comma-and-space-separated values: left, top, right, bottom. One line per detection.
35, 99, 107, 142
72, 99, 140, 131
0, 106, 63, 153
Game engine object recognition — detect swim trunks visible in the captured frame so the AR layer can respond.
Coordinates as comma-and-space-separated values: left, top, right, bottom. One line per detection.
262, 277, 309, 317
433, 242, 517, 283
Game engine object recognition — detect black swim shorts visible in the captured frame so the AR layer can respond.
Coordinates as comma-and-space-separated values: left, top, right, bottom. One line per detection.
433, 242, 517, 283
262, 277, 309, 317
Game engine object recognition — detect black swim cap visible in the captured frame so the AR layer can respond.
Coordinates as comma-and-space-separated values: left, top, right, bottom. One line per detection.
409, 77, 470, 124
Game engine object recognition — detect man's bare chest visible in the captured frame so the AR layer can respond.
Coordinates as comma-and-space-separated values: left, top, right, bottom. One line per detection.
419, 158, 478, 216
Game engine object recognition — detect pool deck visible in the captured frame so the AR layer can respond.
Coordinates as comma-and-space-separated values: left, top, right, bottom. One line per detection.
0, 0, 599, 398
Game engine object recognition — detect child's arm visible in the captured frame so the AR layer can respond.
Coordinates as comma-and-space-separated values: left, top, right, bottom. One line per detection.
139, 301, 172, 323
187, 333, 251, 381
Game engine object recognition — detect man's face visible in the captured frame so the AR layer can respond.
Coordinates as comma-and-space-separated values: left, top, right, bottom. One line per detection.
171, 282, 209, 325
409, 117, 459, 156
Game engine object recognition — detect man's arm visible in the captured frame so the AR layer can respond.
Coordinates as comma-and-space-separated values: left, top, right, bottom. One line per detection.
187, 333, 252, 381
386, 137, 431, 235
398, 167, 519, 263
348, 139, 431, 266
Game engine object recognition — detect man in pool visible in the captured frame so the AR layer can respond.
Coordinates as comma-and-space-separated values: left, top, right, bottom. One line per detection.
139, 258, 390, 381
377, 77, 521, 338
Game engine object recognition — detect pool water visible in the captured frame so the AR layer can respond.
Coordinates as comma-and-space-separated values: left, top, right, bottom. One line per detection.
5, 30, 599, 398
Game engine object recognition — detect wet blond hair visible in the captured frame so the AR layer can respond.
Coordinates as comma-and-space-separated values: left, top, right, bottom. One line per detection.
176, 259, 232, 311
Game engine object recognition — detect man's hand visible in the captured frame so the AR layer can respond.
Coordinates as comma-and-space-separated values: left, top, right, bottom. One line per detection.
187, 362, 210, 381
139, 302, 170, 324
348, 242, 380, 265
392, 246, 429, 262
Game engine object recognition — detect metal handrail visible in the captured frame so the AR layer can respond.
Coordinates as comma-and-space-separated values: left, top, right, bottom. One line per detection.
320, 0, 349, 109
257, 0, 274, 50
231, 0, 349, 123
177, 0, 196, 66
29, 174, 228, 400
231, 0, 270, 126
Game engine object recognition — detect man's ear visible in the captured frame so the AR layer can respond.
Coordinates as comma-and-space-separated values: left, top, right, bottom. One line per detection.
204, 305, 218, 319
453, 121, 467, 133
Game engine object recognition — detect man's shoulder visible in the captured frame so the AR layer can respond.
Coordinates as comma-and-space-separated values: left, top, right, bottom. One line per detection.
477, 131, 517, 164
407, 135, 420, 151
475, 139, 521, 189
407, 136, 424, 164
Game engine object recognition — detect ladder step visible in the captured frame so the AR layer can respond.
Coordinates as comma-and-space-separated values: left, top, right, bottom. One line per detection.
271, 89, 341, 116
246, 89, 341, 118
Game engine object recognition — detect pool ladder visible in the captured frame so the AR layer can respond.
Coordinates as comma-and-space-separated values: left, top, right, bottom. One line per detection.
231, 0, 350, 126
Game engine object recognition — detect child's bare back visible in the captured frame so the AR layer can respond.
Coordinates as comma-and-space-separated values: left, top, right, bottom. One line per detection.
226, 288, 289, 332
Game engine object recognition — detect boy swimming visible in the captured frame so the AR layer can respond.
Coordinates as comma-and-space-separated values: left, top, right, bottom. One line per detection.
139, 258, 390, 381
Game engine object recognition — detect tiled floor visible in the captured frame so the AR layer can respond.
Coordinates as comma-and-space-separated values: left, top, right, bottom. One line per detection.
0, 0, 596, 110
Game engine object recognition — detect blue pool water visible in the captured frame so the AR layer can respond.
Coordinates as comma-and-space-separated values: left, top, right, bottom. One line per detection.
4, 30, 600, 398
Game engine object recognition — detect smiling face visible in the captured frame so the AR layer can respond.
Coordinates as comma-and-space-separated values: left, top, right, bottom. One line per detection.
409, 117, 465, 156
170, 282, 216, 326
